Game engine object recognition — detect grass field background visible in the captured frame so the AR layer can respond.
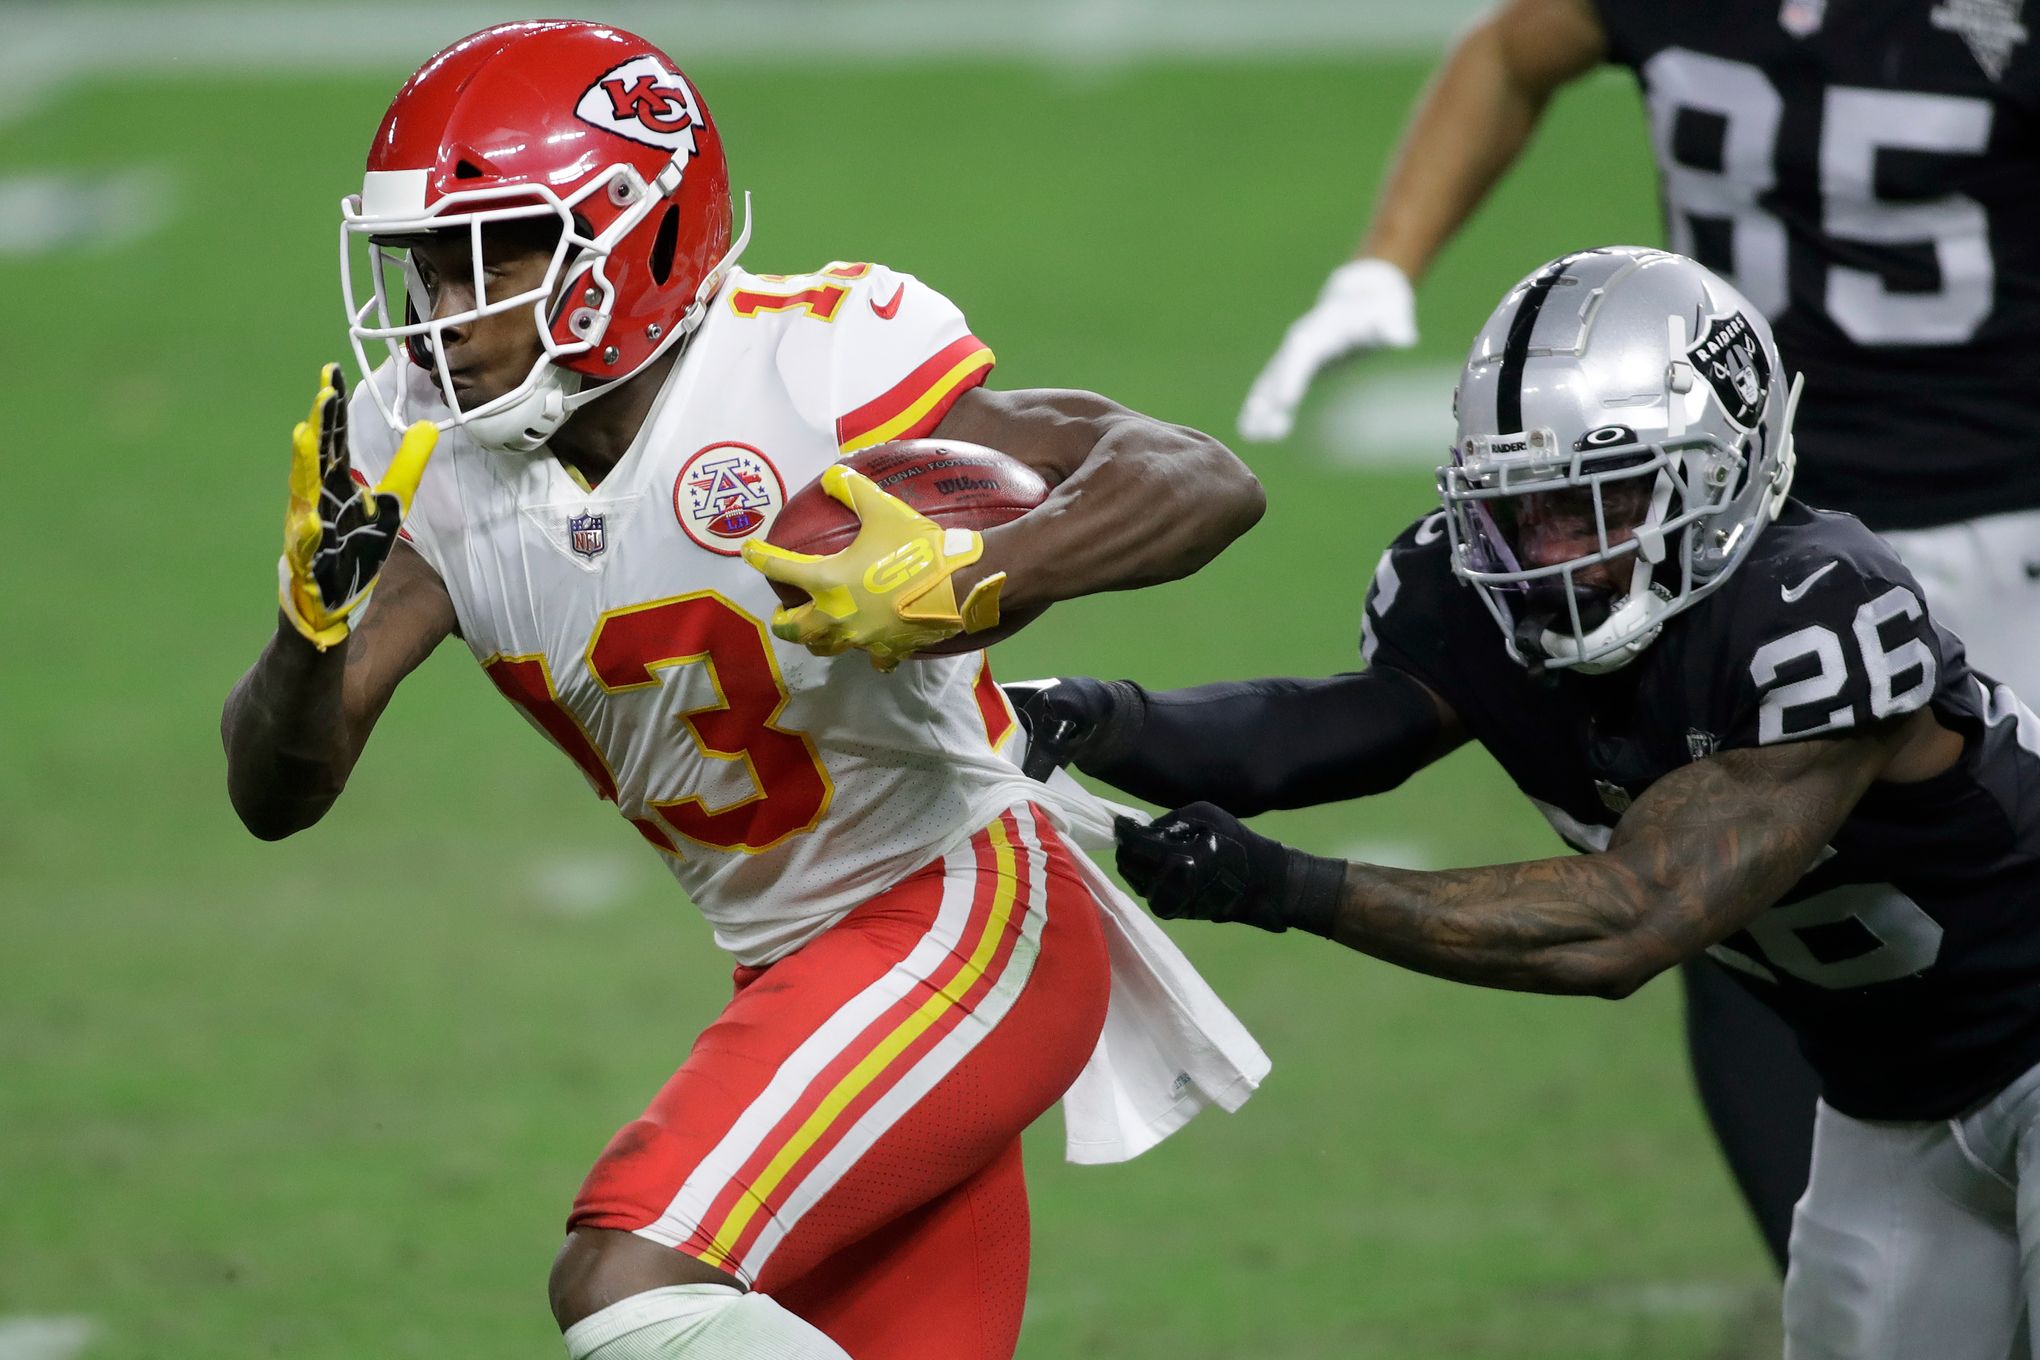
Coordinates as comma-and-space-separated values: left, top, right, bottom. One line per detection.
1, 7, 1778, 1357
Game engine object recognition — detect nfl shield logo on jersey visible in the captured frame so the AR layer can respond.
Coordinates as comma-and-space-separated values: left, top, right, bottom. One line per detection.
1930, 0, 2029, 80
676, 441, 787, 556
569, 511, 607, 560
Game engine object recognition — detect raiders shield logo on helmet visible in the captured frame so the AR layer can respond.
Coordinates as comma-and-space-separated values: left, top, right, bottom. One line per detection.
1686, 310, 1771, 430
576, 56, 706, 155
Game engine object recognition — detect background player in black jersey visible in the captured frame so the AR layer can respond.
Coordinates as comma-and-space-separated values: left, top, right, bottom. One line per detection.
1021, 247, 2040, 1356
1232, 0, 2040, 1270
1020, 249, 2040, 1353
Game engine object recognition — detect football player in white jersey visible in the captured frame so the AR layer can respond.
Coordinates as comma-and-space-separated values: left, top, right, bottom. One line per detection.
221, 21, 1267, 1360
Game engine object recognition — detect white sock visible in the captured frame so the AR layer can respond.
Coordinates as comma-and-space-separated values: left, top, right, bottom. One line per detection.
562, 1284, 852, 1360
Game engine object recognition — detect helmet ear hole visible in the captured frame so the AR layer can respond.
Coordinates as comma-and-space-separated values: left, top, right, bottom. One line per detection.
649, 206, 679, 285
454, 159, 485, 179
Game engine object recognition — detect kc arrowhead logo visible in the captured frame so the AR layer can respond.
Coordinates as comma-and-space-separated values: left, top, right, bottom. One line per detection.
577, 56, 706, 155
675, 441, 785, 555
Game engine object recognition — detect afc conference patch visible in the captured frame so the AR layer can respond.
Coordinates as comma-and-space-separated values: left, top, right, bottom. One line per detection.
675, 441, 786, 556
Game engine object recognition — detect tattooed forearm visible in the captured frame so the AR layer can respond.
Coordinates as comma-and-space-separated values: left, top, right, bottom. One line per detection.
1324, 734, 1896, 996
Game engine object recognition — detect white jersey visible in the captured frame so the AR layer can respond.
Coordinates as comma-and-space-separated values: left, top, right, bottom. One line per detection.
350, 261, 1032, 964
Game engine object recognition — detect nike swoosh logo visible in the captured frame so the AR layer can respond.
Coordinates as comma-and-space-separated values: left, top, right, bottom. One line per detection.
870, 283, 905, 320
1780, 560, 1839, 603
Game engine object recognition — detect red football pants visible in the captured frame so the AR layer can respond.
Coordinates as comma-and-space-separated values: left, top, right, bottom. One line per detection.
569, 803, 1111, 1359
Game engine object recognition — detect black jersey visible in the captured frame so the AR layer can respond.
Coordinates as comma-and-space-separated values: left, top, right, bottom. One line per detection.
1361, 503, 2040, 1119
1592, 0, 2040, 528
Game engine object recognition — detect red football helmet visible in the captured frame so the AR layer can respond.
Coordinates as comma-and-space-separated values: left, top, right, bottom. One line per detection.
340, 20, 747, 451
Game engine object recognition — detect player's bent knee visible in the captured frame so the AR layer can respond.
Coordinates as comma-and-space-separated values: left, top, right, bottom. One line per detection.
1782, 1212, 1886, 1360
563, 1285, 851, 1360
551, 1227, 744, 1332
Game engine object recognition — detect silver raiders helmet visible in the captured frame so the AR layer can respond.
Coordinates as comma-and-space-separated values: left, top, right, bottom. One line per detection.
1441, 245, 1800, 675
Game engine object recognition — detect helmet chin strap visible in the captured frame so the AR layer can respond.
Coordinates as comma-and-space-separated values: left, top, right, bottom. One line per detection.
460, 192, 755, 456
1528, 562, 1669, 675
1763, 372, 1805, 520
1526, 462, 1681, 675
1540, 579, 1667, 676
460, 365, 584, 455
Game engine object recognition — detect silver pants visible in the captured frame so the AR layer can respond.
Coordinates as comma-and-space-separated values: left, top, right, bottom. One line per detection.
1785, 1062, 2040, 1359
1881, 506, 2040, 699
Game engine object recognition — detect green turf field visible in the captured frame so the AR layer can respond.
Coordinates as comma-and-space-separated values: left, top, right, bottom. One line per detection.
0, 26, 1782, 1360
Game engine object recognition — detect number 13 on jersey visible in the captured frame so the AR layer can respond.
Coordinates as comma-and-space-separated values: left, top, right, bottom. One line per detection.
484, 592, 833, 856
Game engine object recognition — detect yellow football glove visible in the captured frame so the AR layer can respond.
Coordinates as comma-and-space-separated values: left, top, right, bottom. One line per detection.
278, 363, 438, 650
740, 465, 1006, 671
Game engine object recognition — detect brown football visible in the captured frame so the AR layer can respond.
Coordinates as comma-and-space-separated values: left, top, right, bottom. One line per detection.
762, 439, 1050, 651
766, 439, 1048, 560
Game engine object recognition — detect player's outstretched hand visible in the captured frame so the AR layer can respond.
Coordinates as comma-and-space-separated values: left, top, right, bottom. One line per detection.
1002, 677, 1144, 781
1116, 803, 1341, 937
741, 465, 1005, 671
1237, 258, 1418, 443
1116, 803, 1291, 930
279, 363, 437, 649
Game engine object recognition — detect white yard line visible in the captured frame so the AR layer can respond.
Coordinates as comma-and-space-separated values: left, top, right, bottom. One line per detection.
1591, 1280, 1770, 1316
1333, 837, 1443, 870
0, 1316, 95, 1360
528, 850, 646, 919
0, 168, 171, 257
2, 0, 1480, 124
1311, 360, 1464, 471
0, 1, 1480, 256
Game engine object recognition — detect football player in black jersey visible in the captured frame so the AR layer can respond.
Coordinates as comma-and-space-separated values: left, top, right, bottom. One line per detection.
1233, 0, 2040, 1271
1023, 247, 2040, 1355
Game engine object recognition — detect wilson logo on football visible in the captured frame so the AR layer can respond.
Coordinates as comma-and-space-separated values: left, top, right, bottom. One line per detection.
676, 442, 785, 556
576, 56, 705, 155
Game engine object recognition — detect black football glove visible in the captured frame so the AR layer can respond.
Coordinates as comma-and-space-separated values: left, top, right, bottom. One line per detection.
1001, 677, 1147, 782
1114, 802, 1346, 937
